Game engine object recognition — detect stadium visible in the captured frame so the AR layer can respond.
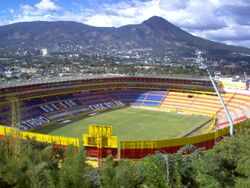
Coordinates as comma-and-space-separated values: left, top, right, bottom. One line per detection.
0, 75, 250, 160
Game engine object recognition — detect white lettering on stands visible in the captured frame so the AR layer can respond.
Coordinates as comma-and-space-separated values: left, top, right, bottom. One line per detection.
39, 100, 78, 113
39, 104, 55, 112
22, 116, 50, 128
51, 103, 60, 110
64, 100, 77, 107
88, 100, 125, 112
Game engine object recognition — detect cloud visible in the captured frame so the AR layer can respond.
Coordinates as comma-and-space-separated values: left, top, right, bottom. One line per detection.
224, 40, 250, 48
11, 0, 61, 23
170, 2, 226, 30
21, 5, 34, 14
80, 0, 227, 31
35, 0, 60, 12
8, 9, 14, 14
192, 24, 250, 41
216, 4, 250, 26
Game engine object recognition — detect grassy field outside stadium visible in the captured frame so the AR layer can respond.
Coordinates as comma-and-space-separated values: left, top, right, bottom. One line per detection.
33, 107, 211, 141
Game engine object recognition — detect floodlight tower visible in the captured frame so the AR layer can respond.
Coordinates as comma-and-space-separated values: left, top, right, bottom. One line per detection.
8, 97, 21, 129
196, 51, 234, 136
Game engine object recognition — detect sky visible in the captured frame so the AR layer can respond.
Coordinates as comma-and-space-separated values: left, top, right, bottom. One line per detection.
0, 0, 250, 48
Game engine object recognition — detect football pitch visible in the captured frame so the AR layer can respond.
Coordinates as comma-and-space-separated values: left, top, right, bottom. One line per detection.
33, 107, 211, 141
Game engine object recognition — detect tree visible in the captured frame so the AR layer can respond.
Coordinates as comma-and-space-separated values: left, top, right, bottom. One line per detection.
114, 160, 141, 188
195, 121, 250, 187
100, 156, 116, 188
139, 153, 169, 188
0, 137, 57, 188
58, 145, 89, 188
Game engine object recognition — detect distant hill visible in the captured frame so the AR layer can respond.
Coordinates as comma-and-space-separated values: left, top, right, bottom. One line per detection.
0, 16, 249, 57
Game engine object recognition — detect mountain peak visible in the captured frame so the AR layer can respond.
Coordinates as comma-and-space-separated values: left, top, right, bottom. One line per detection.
141, 16, 178, 32
141, 15, 190, 39
142, 16, 170, 25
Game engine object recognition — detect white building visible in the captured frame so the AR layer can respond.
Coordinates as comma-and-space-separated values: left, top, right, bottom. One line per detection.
41, 48, 49, 56
4, 70, 12, 78
20, 68, 37, 74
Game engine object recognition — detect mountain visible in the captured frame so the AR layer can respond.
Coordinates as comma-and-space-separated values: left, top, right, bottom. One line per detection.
0, 16, 249, 57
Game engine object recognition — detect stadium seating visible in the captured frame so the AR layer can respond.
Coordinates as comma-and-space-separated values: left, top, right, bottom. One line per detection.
0, 76, 249, 131
0, 89, 169, 130
160, 91, 250, 127
113, 90, 167, 106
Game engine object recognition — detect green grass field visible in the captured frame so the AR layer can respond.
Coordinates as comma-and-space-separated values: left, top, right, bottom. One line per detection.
33, 107, 210, 141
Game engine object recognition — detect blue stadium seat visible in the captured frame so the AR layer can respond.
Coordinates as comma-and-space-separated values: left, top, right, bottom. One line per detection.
145, 95, 164, 101
143, 101, 160, 106
58, 94, 73, 100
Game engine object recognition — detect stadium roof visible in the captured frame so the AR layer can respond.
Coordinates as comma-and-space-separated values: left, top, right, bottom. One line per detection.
0, 73, 210, 89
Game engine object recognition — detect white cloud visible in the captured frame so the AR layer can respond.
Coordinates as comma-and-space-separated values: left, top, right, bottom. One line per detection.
21, 5, 34, 13
35, 0, 60, 11
82, 0, 226, 30
8, 9, 14, 14
224, 40, 250, 48
84, 0, 161, 26
192, 24, 250, 41
85, 14, 137, 27
10, 0, 61, 23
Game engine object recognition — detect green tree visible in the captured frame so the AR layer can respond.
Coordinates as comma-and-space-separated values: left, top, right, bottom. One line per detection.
0, 137, 57, 188
139, 154, 169, 188
100, 156, 116, 188
114, 160, 141, 188
195, 121, 250, 187
58, 145, 89, 188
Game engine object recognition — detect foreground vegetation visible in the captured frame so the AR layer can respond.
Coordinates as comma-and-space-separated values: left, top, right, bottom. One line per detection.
0, 119, 250, 188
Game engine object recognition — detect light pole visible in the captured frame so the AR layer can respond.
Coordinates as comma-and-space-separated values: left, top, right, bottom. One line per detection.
196, 51, 234, 136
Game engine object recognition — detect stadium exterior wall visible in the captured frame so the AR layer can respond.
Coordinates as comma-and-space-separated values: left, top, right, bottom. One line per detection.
120, 127, 226, 159
0, 123, 241, 160
120, 118, 250, 159
0, 125, 79, 147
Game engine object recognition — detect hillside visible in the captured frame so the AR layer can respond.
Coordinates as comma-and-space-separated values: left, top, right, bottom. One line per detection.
0, 16, 249, 57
